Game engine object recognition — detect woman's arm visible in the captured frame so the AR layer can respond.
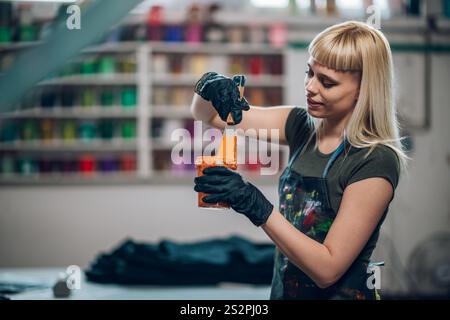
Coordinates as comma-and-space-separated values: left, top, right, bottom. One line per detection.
262, 177, 393, 288
190, 93, 293, 144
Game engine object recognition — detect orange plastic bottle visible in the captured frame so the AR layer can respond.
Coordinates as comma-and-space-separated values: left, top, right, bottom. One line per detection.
195, 131, 237, 209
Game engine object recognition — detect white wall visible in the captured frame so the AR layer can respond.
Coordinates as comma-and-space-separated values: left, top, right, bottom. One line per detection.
374, 52, 450, 293
0, 183, 278, 268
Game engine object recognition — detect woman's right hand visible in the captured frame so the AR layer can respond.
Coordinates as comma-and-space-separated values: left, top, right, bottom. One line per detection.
194, 72, 250, 125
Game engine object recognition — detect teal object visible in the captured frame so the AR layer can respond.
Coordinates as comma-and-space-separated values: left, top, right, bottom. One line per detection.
79, 121, 97, 141
407, 0, 420, 15
1, 122, 18, 142
444, 0, 450, 18
99, 121, 115, 139
18, 158, 37, 176
121, 88, 136, 108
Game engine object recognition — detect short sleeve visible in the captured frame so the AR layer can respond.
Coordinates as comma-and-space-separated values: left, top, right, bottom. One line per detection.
284, 107, 314, 153
346, 145, 401, 192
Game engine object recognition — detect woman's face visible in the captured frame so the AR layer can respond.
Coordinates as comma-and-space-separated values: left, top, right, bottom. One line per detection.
304, 57, 361, 121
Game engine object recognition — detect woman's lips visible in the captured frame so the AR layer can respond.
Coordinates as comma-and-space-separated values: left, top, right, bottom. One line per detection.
307, 98, 324, 108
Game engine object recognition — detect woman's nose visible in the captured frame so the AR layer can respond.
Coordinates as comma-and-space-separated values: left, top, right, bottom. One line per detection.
305, 76, 319, 96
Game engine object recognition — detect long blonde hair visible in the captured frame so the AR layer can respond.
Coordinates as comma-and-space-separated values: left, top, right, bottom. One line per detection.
307, 21, 408, 170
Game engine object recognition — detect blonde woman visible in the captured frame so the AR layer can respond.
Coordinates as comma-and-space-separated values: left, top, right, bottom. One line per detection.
191, 21, 406, 300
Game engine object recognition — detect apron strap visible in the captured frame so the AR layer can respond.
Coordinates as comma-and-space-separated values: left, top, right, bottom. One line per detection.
287, 135, 347, 178
322, 139, 346, 178
286, 139, 309, 169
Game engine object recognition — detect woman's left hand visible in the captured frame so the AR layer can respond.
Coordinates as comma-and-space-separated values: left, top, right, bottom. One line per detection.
194, 166, 274, 226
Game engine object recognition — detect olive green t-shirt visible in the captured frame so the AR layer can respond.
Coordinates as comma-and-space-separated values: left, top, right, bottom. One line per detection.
284, 107, 401, 263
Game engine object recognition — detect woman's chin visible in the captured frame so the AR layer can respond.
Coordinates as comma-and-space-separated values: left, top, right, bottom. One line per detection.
307, 106, 326, 118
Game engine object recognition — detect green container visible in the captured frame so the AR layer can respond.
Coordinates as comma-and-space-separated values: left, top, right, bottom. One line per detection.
22, 120, 39, 141
100, 91, 115, 107
121, 88, 137, 108
19, 25, 37, 42
81, 59, 97, 74
0, 26, 11, 43
98, 56, 116, 74
121, 121, 136, 139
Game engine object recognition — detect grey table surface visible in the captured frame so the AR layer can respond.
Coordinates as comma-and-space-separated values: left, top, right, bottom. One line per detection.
0, 268, 271, 300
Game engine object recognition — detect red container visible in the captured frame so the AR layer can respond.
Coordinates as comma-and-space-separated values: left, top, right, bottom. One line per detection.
79, 155, 96, 175
249, 56, 263, 75
120, 154, 136, 172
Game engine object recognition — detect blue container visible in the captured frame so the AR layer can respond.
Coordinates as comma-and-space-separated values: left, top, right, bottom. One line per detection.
165, 25, 184, 42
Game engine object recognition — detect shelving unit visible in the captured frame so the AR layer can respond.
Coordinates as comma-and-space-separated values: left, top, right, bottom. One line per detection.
0, 37, 288, 183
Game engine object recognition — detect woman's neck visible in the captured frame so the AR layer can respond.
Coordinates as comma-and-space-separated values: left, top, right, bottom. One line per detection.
322, 116, 348, 139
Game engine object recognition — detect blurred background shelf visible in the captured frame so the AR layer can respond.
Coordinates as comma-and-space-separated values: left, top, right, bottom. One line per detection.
38, 74, 138, 86
152, 74, 285, 87
152, 106, 191, 118
0, 107, 137, 119
149, 41, 285, 54
0, 140, 138, 152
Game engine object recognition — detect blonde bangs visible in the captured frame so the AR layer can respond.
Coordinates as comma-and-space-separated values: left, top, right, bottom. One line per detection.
308, 22, 366, 72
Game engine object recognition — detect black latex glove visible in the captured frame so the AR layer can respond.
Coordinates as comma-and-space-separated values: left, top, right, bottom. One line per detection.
194, 166, 274, 227
194, 72, 250, 124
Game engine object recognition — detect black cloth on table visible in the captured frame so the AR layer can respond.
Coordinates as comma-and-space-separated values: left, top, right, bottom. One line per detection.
85, 235, 275, 286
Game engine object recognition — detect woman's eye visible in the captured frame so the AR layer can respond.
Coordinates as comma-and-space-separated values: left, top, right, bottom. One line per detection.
322, 82, 335, 88
305, 69, 313, 77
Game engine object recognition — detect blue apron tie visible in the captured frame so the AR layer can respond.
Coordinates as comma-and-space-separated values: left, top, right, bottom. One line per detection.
286, 138, 346, 178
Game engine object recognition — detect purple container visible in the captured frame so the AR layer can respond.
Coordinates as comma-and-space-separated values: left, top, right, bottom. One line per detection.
99, 158, 118, 173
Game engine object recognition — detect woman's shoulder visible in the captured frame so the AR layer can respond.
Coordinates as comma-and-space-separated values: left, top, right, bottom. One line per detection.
343, 143, 401, 189
367, 144, 401, 171
348, 143, 399, 165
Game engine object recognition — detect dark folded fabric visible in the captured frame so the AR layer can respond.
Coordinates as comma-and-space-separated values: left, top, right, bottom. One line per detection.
85, 235, 275, 285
